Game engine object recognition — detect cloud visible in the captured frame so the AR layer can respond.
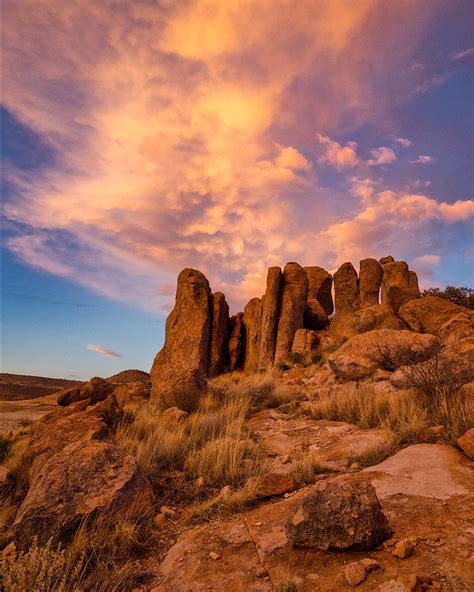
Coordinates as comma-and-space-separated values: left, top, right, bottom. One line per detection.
412, 155, 435, 164
368, 147, 397, 166
87, 344, 122, 359
317, 134, 359, 169
395, 137, 412, 147
450, 48, 474, 61
413, 254, 440, 266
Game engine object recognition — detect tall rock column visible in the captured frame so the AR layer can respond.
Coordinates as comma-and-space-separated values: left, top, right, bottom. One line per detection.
409, 270, 421, 298
274, 263, 308, 362
359, 258, 383, 308
381, 261, 418, 312
258, 267, 283, 370
228, 313, 244, 371
208, 292, 230, 378
150, 269, 211, 400
304, 266, 333, 315
243, 298, 262, 372
330, 262, 360, 338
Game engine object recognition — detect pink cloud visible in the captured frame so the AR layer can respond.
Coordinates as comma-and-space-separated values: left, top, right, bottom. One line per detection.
87, 344, 122, 359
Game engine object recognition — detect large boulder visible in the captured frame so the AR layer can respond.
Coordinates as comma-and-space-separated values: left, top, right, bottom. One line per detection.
208, 292, 230, 378
381, 261, 418, 312
56, 376, 114, 407
292, 328, 319, 354
228, 312, 244, 371
328, 329, 438, 381
398, 295, 471, 335
304, 266, 333, 316
330, 262, 360, 338
286, 475, 391, 550
274, 263, 308, 362
354, 304, 406, 334
242, 298, 262, 372
150, 269, 211, 400
359, 258, 383, 308
13, 439, 155, 550
379, 255, 394, 265
438, 312, 474, 344
258, 267, 283, 370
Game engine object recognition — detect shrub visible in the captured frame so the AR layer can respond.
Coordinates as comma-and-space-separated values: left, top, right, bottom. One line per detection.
285, 352, 303, 365
160, 383, 203, 413
309, 351, 322, 365
276, 582, 300, 592
370, 341, 441, 372
290, 451, 330, 485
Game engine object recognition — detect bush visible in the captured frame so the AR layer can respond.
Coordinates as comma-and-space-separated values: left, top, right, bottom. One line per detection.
370, 341, 441, 372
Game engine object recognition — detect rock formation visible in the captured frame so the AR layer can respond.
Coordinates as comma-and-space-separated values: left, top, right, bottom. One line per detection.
381, 261, 417, 312
359, 258, 383, 308
354, 304, 406, 334
242, 298, 262, 372
208, 292, 230, 378
330, 262, 360, 338
304, 266, 333, 315
291, 328, 319, 354
258, 267, 283, 370
274, 263, 308, 362
150, 269, 211, 400
228, 313, 244, 371
398, 294, 471, 334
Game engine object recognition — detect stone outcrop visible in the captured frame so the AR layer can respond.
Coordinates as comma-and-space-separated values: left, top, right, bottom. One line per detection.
208, 292, 230, 378
243, 298, 262, 372
398, 295, 471, 335
228, 313, 244, 371
328, 329, 438, 381
258, 267, 283, 370
286, 475, 391, 550
150, 269, 211, 400
304, 298, 329, 330
56, 376, 114, 407
274, 263, 308, 362
359, 258, 383, 308
381, 261, 418, 312
409, 270, 421, 298
379, 255, 395, 265
304, 266, 333, 316
291, 328, 319, 354
330, 262, 360, 338
438, 312, 474, 343
13, 439, 155, 550
354, 304, 406, 334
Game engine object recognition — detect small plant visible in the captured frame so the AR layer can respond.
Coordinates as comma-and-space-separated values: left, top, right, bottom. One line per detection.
309, 351, 322, 365
285, 352, 303, 365
275, 362, 290, 372
347, 433, 397, 467
276, 581, 300, 592
290, 451, 330, 485
370, 341, 441, 372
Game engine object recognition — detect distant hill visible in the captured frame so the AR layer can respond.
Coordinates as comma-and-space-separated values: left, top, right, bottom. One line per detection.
0, 373, 84, 401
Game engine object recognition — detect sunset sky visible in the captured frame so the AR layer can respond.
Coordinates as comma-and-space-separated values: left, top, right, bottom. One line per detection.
2, 0, 473, 379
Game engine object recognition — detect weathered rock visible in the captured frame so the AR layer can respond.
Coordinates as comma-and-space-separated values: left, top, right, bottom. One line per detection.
286, 475, 391, 550
393, 537, 417, 559
243, 298, 262, 372
381, 261, 417, 312
344, 562, 367, 587
457, 428, 474, 459
112, 382, 150, 406
359, 558, 381, 573
258, 267, 283, 370
328, 329, 438, 381
359, 258, 383, 308
274, 263, 308, 362
228, 312, 244, 371
379, 255, 395, 265
330, 262, 360, 338
408, 271, 421, 298
150, 269, 211, 400
0, 467, 13, 494
13, 439, 155, 550
304, 266, 333, 316
398, 295, 470, 334
208, 292, 230, 378
292, 329, 319, 354
437, 311, 474, 344
161, 406, 188, 423
56, 376, 114, 407
354, 304, 406, 334
304, 298, 330, 330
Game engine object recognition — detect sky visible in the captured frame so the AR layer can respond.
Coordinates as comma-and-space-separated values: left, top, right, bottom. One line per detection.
2, 0, 473, 379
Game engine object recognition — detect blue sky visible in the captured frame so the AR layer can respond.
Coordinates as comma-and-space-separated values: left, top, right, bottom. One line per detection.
1, 0, 473, 379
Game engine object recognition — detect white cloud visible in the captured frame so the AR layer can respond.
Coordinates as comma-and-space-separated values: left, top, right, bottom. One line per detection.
87, 344, 122, 359
412, 155, 435, 164
395, 137, 411, 147
368, 147, 397, 166
413, 254, 440, 266
317, 134, 359, 169
451, 47, 474, 61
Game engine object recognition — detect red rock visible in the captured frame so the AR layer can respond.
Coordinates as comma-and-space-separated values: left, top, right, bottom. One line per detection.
330, 262, 360, 338
304, 266, 333, 316
258, 267, 283, 370
457, 428, 474, 459
243, 298, 262, 372
208, 292, 230, 377
359, 258, 383, 308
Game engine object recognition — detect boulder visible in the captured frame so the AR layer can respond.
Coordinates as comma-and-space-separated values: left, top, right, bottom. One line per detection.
150, 269, 211, 400
258, 267, 283, 370
328, 329, 438, 381
292, 329, 319, 354
112, 382, 150, 406
408, 270, 421, 298
359, 258, 383, 308
56, 376, 114, 407
330, 262, 360, 338
161, 406, 188, 423
381, 261, 417, 312
13, 439, 155, 550
437, 311, 474, 343
286, 475, 391, 550
228, 312, 244, 371
275, 263, 308, 362
208, 292, 230, 378
398, 295, 471, 335
344, 562, 367, 587
304, 298, 330, 330
457, 428, 474, 459
379, 255, 395, 265
354, 304, 406, 334
304, 266, 333, 316
243, 298, 262, 372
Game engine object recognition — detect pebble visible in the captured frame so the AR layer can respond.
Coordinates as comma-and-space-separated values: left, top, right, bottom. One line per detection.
209, 551, 221, 561
344, 561, 367, 587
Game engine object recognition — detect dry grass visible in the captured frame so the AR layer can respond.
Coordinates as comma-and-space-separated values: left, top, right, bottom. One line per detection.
347, 432, 398, 467
290, 451, 330, 486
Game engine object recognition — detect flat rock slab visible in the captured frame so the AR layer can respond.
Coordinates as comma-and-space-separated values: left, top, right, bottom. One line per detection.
151, 520, 273, 592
